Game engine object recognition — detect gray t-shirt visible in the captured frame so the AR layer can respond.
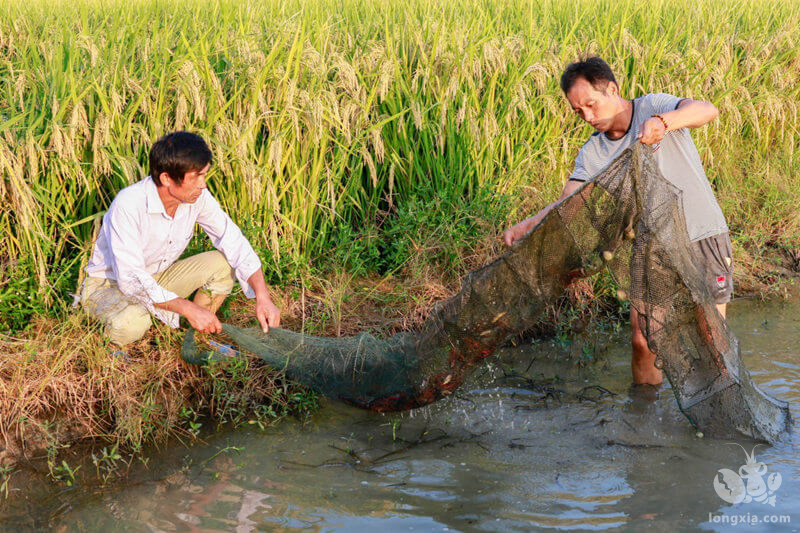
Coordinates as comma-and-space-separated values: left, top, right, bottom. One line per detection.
569, 93, 728, 242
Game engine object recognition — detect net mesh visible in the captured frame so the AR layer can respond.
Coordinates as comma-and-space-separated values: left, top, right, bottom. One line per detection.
182, 144, 791, 443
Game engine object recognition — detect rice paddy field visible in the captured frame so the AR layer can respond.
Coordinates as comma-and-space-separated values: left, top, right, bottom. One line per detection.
0, 0, 799, 481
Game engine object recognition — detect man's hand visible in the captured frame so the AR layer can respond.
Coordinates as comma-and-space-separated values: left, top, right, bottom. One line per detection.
503, 180, 583, 247
503, 215, 541, 247
255, 296, 281, 333
184, 302, 223, 334
155, 296, 222, 333
637, 117, 666, 145
247, 268, 281, 333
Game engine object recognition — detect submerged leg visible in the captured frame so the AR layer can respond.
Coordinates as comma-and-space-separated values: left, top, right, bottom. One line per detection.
630, 307, 663, 385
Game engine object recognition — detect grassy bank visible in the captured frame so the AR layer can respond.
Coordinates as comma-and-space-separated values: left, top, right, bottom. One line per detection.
1, 0, 799, 477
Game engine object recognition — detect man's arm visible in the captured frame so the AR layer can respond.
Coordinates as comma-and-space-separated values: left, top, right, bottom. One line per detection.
503, 179, 583, 247
196, 192, 282, 332
638, 99, 719, 145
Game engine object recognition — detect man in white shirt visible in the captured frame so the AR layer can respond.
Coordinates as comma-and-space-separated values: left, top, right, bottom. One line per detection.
503, 57, 732, 386
81, 131, 281, 346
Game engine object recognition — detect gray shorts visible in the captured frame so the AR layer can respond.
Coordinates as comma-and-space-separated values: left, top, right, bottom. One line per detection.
691, 232, 734, 304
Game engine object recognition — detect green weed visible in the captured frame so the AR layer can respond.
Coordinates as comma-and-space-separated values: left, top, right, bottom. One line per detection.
0, 466, 13, 499
91, 444, 128, 485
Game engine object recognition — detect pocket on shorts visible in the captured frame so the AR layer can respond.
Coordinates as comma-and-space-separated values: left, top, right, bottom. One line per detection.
692, 233, 734, 303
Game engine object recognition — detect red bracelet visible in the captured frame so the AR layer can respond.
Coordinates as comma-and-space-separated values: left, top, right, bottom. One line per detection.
652, 114, 669, 131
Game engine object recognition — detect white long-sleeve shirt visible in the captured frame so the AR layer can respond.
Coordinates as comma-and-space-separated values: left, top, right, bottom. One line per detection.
85, 176, 262, 327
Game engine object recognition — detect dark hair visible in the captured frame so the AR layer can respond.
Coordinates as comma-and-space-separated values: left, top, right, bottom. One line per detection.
560, 57, 617, 94
149, 131, 213, 186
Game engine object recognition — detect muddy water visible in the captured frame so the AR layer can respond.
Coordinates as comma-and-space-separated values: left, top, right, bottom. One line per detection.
3, 296, 799, 531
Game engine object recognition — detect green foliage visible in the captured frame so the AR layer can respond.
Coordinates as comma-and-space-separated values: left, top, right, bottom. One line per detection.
381, 184, 510, 276
1, 255, 82, 331
203, 358, 260, 427
0, 466, 13, 499
198, 356, 319, 430
179, 406, 204, 439
0, 261, 47, 332
91, 444, 127, 485
546, 268, 627, 365
48, 457, 80, 487
324, 223, 385, 277
319, 184, 510, 278
287, 389, 321, 416
0, 0, 797, 484
390, 417, 402, 442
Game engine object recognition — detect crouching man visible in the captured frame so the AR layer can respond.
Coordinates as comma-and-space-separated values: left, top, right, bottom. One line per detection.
81, 131, 281, 346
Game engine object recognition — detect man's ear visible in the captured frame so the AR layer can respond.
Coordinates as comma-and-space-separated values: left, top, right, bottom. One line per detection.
159, 171, 173, 186
606, 81, 619, 97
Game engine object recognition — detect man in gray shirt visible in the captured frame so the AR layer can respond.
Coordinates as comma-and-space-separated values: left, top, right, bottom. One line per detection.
503, 57, 733, 386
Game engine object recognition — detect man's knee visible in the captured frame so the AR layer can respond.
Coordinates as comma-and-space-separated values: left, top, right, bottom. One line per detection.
106, 306, 151, 346
201, 251, 235, 295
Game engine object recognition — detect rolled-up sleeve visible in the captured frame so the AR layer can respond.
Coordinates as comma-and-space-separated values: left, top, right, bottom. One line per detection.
196, 191, 262, 298
105, 203, 181, 327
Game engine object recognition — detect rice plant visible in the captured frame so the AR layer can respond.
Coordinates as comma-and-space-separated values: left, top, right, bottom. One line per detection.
1, 0, 798, 315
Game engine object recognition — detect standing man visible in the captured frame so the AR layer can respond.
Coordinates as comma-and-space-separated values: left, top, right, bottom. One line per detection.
503, 57, 732, 385
81, 131, 281, 346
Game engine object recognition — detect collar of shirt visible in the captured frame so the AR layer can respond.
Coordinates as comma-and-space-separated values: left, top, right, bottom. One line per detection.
144, 176, 168, 216
144, 176, 189, 221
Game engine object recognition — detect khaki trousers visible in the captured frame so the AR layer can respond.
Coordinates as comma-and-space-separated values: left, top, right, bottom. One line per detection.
81, 251, 236, 346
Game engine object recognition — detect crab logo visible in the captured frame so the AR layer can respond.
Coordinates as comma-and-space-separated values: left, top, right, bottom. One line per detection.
713, 444, 782, 506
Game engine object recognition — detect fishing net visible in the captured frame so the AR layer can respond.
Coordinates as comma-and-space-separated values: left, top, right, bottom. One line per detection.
182, 143, 791, 443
